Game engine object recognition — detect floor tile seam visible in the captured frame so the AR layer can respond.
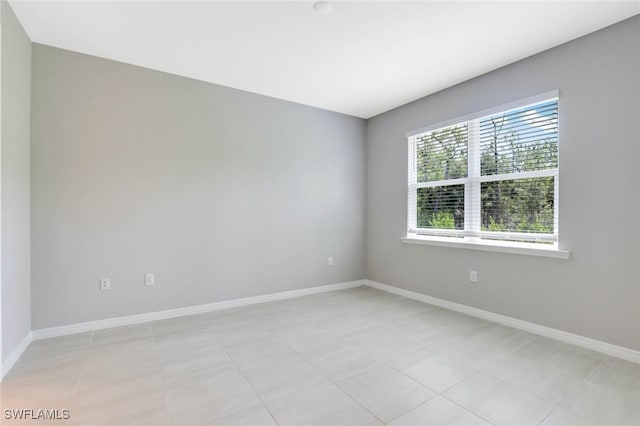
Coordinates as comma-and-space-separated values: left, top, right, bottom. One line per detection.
376, 391, 440, 425
212, 327, 282, 426
382, 326, 431, 350
536, 405, 559, 426
581, 357, 606, 383
262, 318, 318, 333
555, 372, 640, 417
447, 371, 564, 425
474, 345, 517, 375
479, 364, 580, 410
437, 391, 497, 426
321, 373, 392, 425
24, 288, 624, 424
67, 330, 96, 411
477, 366, 577, 407
558, 377, 640, 406
383, 361, 442, 394
280, 297, 488, 423
267, 331, 392, 425
359, 305, 412, 322
478, 356, 599, 406
404, 340, 485, 376
308, 318, 357, 336
482, 342, 606, 376
307, 317, 334, 331
149, 321, 176, 426
381, 398, 434, 426
306, 319, 378, 351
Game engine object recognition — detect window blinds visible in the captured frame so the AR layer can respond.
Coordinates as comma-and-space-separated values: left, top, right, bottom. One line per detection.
408, 93, 559, 245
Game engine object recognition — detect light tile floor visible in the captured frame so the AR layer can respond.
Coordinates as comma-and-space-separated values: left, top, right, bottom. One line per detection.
1, 286, 638, 425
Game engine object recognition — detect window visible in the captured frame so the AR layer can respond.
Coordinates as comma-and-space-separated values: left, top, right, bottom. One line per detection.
407, 92, 559, 249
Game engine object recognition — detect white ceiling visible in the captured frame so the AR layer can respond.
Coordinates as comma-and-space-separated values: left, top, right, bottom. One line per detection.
9, 1, 640, 118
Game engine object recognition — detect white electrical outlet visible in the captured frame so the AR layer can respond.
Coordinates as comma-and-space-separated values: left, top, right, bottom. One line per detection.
470, 271, 478, 283
145, 273, 155, 286
327, 257, 334, 266
100, 278, 111, 291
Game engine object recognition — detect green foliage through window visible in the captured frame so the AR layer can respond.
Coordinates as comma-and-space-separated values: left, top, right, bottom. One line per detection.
417, 185, 464, 229
416, 125, 468, 183
481, 177, 554, 234
409, 96, 559, 244
429, 211, 456, 229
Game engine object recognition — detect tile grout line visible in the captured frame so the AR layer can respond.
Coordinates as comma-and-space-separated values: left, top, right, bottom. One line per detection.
383, 360, 444, 393
211, 326, 282, 426
380, 326, 489, 399
479, 366, 575, 408
379, 393, 440, 425
149, 321, 176, 426
536, 406, 558, 426
431, 370, 499, 425
475, 349, 606, 416
8, 287, 634, 425
537, 357, 606, 425
386, 324, 586, 420
383, 338, 553, 426
67, 330, 96, 416
382, 398, 435, 426
279, 294, 477, 424
438, 388, 497, 425
582, 357, 604, 382
316, 307, 494, 425
447, 369, 558, 425
267, 330, 390, 425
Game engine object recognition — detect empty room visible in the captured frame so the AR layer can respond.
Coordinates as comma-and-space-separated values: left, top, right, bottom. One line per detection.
1, 1, 639, 425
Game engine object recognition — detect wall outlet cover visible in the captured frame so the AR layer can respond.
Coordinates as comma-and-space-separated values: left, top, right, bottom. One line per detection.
100, 278, 110, 291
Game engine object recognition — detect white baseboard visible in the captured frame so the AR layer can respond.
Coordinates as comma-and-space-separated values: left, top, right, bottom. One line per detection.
1, 332, 33, 381
17, 277, 639, 376
32, 280, 364, 340
364, 279, 640, 364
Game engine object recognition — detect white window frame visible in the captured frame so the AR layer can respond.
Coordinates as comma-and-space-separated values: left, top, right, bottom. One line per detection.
404, 90, 569, 258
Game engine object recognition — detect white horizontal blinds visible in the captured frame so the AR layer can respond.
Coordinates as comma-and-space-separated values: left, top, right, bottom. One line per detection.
410, 124, 467, 235
415, 124, 468, 183
407, 135, 418, 232
479, 100, 558, 175
477, 99, 558, 241
407, 94, 559, 245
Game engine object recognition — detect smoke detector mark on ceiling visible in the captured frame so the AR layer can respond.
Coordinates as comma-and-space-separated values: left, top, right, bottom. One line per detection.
313, 2, 332, 15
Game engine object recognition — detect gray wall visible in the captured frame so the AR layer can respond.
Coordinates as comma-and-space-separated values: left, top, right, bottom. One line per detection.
21, 14, 640, 353
31, 45, 366, 329
366, 16, 640, 351
1, 0, 31, 361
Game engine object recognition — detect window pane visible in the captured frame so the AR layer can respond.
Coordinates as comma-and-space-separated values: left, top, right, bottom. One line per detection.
417, 185, 464, 229
481, 177, 554, 234
480, 100, 558, 175
416, 124, 467, 182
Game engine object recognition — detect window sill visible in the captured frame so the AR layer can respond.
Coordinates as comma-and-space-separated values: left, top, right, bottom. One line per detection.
400, 235, 570, 259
